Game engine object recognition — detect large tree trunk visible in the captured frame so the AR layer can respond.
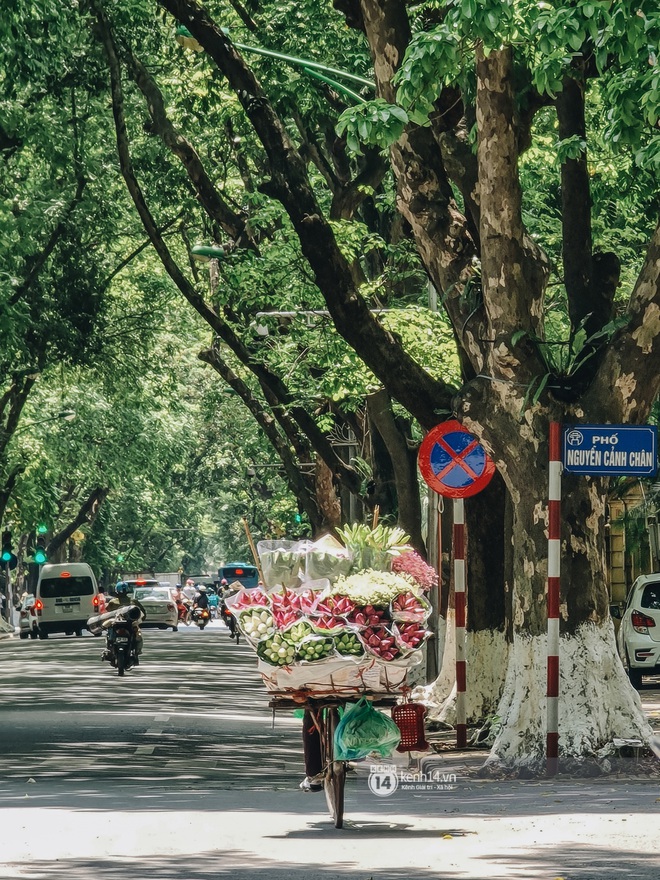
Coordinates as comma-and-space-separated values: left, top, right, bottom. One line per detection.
463, 403, 652, 772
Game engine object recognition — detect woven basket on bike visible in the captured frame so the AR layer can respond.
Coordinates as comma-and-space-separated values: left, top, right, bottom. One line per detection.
392, 702, 429, 752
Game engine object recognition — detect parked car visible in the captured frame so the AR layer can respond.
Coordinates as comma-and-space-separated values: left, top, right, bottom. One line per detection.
18, 595, 39, 640
131, 584, 179, 631
616, 574, 660, 688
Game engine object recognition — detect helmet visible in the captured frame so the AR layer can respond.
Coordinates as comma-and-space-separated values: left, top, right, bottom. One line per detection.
186, 579, 195, 587
115, 582, 129, 595
198, 585, 207, 592
221, 579, 228, 586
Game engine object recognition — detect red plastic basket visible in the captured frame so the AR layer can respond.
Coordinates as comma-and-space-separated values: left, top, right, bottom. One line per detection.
392, 702, 429, 752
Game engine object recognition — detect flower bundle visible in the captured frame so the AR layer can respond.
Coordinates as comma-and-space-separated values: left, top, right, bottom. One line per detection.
391, 550, 438, 591
233, 548, 431, 671
390, 590, 432, 623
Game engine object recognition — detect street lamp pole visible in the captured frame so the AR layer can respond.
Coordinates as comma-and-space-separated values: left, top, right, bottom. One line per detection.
175, 26, 373, 104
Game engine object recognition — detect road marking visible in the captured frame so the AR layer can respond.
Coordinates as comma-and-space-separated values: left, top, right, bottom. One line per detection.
135, 745, 155, 755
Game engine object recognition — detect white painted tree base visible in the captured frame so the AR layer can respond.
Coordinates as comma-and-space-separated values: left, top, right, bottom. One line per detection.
416, 619, 652, 773
484, 620, 652, 772
414, 620, 509, 726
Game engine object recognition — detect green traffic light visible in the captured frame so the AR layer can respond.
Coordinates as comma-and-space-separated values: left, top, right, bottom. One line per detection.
1, 549, 12, 563
37, 524, 48, 534
34, 548, 47, 564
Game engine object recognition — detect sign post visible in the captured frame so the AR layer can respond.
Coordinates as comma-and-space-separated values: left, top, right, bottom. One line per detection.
547, 422, 658, 776
418, 420, 495, 748
546, 423, 562, 777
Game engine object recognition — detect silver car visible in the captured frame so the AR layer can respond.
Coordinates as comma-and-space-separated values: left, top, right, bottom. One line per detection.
616, 574, 660, 688
132, 586, 179, 632
18, 595, 39, 640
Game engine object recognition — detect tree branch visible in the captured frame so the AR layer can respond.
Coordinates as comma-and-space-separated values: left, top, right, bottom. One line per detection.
90, 2, 367, 498
197, 347, 323, 527
47, 487, 110, 559
125, 53, 258, 251
156, 0, 454, 427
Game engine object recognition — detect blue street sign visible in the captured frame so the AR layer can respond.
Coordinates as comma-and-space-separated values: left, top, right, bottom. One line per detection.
563, 425, 658, 476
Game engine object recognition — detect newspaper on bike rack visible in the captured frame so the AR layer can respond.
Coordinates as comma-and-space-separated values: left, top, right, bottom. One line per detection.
257, 649, 422, 697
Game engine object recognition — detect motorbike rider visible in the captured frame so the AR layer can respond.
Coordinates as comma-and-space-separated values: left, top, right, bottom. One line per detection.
172, 584, 191, 621
194, 585, 210, 610
207, 588, 219, 617
105, 582, 146, 657
218, 579, 239, 639
182, 579, 197, 603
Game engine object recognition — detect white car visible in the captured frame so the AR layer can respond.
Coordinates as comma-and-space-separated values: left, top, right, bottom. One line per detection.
616, 574, 660, 688
132, 585, 179, 631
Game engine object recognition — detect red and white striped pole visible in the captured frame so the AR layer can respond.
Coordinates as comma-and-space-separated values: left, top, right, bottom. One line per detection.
546, 422, 562, 776
453, 497, 467, 748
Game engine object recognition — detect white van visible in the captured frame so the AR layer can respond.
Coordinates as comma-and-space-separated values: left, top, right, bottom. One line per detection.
34, 563, 102, 639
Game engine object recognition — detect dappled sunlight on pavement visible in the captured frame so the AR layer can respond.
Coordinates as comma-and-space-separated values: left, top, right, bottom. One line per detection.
2, 623, 660, 879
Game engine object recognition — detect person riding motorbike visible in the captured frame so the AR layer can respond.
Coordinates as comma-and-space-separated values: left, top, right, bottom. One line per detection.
194, 585, 210, 610
207, 588, 219, 617
217, 579, 239, 639
104, 582, 146, 657
172, 584, 192, 621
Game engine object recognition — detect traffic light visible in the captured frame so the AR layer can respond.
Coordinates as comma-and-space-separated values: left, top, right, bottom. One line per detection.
1, 530, 17, 569
34, 535, 47, 565
294, 513, 302, 524
1, 530, 13, 563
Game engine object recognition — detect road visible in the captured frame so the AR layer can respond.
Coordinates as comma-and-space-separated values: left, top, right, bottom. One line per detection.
1, 621, 660, 879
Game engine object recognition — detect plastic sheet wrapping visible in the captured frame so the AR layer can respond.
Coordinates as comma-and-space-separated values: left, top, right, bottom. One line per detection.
301, 534, 353, 584
257, 539, 303, 588
86, 605, 143, 635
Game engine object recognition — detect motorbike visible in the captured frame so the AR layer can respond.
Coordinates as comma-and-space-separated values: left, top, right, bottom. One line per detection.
99, 605, 143, 676
191, 605, 211, 629
176, 600, 192, 625
218, 594, 239, 643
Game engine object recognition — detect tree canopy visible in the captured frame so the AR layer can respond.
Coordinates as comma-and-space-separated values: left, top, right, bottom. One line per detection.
3, 0, 660, 773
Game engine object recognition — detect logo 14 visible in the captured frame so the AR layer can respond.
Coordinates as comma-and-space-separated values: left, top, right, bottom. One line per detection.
368, 767, 399, 797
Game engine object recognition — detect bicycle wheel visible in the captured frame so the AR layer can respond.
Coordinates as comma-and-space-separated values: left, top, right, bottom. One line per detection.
320, 707, 345, 828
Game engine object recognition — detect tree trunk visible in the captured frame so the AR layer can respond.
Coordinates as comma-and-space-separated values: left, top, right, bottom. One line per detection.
462, 407, 652, 772
314, 457, 341, 533
367, 389, 423, 551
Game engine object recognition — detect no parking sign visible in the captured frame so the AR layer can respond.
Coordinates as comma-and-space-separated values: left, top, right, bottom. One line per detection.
417, 419, 495, 749
418, 419, 495, 498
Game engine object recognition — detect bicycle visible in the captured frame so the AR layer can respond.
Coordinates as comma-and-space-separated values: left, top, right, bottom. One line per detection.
269, 693, 398, 829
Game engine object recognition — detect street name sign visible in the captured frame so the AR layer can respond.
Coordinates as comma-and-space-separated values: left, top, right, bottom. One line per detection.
562, 424, 658, 476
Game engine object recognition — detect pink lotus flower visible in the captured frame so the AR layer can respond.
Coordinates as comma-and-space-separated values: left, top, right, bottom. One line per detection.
391, 551, 438, 591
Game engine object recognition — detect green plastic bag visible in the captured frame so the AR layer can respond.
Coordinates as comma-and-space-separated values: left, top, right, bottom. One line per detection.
334, 697, 401, 761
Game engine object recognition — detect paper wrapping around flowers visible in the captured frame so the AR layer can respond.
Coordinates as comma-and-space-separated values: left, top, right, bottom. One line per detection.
257, 651, 422, 695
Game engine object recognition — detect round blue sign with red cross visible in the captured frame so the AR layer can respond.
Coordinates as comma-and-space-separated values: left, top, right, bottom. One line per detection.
418, 420, 495, 499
